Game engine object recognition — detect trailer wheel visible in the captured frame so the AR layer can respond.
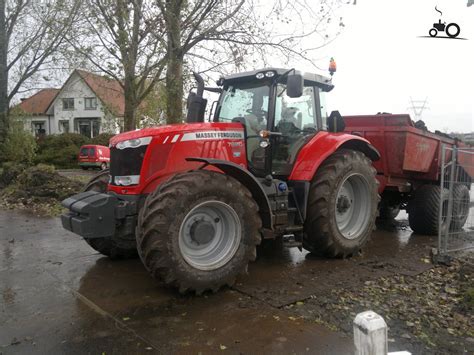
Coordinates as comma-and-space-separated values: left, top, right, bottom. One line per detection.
379, 204, 400, 220
83, 170, 138, 259
136, 170, 262, 294
451, 184, 470, 230
407, 185, 448, 235
304, 149, 379, 258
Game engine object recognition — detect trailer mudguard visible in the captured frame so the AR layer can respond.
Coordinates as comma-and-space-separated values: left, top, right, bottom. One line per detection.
186, 157, 273, 229
288, 132, 380, 182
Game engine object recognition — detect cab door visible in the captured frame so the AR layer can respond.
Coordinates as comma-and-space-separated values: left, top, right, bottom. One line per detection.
270, 84, 319, 177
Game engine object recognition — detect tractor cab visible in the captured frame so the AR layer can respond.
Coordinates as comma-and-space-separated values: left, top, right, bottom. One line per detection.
216, 69, 334, 178
187, 69, 335, 179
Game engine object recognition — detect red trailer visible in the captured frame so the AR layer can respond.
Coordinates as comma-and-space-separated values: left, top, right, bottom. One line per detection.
343, 113, 473, 234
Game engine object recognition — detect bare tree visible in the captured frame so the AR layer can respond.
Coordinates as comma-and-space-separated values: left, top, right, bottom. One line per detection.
68, 0, 168, 131
0, 0, 79, 146
157, 0, 347, 123
72, 0, 347, 129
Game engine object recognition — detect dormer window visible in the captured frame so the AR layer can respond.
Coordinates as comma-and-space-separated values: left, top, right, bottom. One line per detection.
84, 97, 97, 110
62, 98, 74, 110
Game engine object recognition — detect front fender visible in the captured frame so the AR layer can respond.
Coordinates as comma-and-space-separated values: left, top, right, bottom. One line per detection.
289, 132, 380, 181
186, 157, 273, 229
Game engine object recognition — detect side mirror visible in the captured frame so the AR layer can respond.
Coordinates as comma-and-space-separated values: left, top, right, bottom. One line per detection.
286, 73, 303, 98
328, 110, 346, 133
186, 91, 207, 123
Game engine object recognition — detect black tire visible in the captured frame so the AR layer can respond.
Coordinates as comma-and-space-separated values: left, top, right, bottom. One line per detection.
451, 184, 470, 230
407, 185, 448, 235
100, 162, 107, 170
303, 149, 379, 258
83, 169, 138, 259
446, 23, 460, 38
136, 170, 262, 294
429, 28, 437, 37
379, 204, 400, 220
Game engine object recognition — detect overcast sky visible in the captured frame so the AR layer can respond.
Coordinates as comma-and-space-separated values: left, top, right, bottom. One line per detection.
296, 0, 473, 133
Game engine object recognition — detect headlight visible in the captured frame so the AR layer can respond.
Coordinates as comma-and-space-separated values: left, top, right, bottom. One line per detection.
116, 136, 152, 150
114, 175, 140, 186
265, 71, 275, 78
256, 72, 265, 79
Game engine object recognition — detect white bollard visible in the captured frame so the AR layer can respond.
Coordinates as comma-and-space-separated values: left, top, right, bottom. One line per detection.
354, 311, 388, 355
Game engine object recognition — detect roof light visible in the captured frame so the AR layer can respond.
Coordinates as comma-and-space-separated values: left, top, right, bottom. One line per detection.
256, 72, 265, 79
329, 57, 337, 76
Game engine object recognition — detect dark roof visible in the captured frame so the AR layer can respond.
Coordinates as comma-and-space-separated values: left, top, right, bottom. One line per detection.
75, 69, 125, 116
221, 68, 334, 91
18, 88, 59, 114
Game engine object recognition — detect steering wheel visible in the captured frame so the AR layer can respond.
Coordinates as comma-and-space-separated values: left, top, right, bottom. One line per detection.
246, 108, 267, 118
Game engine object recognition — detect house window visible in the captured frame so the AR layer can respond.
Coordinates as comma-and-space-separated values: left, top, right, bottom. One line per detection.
58, 120, 70, 133
62, 98, 74, 110
32, 121, 46, 137
84, 97, 97, 110
75, 118, 100, 138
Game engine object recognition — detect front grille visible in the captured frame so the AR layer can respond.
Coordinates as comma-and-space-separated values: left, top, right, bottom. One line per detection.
110, 146, 148, 185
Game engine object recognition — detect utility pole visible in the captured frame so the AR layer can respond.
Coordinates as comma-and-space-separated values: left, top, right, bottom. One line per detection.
407, 97, 429, 121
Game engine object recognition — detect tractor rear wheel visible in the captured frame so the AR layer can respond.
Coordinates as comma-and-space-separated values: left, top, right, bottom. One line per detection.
407, 185, 448, 235
83, 170, 138, 259
304, 149, 379, 257
136, 170, 262, 294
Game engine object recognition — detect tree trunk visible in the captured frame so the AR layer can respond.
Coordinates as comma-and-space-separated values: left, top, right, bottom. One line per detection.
0, 0, 9, 146
166, 53, 183, 124
122, 70, 137, 132
165, 0, 183, 124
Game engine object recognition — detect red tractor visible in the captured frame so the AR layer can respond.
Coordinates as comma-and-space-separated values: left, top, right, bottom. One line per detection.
61, 68, 380, 293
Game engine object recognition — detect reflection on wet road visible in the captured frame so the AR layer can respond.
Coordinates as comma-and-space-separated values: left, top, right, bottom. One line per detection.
0, 210, 353, 354
1, 209, 462, 354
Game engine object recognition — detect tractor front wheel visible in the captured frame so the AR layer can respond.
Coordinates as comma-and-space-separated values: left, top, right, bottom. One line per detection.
83, 170, 138, 259
136, 170, 262, 294
304, 149, 379, 257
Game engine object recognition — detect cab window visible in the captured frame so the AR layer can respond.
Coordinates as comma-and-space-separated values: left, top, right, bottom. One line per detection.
272, 84, 318, 176
319, 89, 329, 131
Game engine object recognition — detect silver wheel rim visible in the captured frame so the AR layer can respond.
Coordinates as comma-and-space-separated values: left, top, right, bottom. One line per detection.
178, 200, 241, 271
335, 173, 371, 240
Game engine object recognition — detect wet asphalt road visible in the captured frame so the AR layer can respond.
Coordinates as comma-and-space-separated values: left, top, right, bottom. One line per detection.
1, 210, 354, 354
0, 209, 458, 354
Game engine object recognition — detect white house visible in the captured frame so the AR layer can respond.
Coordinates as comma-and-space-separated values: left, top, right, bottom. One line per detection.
15, 88, 59, 136
16, 69, 125, 138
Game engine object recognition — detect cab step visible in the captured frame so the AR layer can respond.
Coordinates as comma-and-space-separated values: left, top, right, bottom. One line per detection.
282, 234, 302, 248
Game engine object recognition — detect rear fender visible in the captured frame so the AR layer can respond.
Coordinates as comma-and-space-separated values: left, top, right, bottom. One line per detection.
289, 132, 380, 181
186, 157, 273, 229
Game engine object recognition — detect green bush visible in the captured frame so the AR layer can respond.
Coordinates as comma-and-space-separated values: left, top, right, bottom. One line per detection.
0, 119, 37, 165
35, 133, 90, 168
90, 133, 115, 146
0, 161, 27, 188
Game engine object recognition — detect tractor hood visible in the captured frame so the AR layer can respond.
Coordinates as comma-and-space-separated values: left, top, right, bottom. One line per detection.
109, 122, 244, 147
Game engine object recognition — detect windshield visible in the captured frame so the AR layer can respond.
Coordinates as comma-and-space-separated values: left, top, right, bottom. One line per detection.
216, 82, 270, 125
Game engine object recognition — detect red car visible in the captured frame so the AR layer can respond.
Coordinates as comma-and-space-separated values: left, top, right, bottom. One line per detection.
78, 144, 110, 170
